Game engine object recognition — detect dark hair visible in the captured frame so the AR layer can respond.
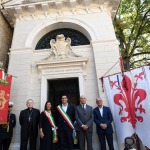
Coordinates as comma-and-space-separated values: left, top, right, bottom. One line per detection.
44, 101, 52, 111
61, 95, 68, 98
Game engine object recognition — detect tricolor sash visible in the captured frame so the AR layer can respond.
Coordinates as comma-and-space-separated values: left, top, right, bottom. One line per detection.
44, 111, 58, 143
57, 105, 78, 144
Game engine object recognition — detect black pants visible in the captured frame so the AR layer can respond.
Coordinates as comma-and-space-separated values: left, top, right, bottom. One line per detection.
78, 130, 93, 150
98, 133, 114, 150
58, 129, 74, 150
20, 136, 37, 150
20, 128, 37, 150
0, 138, 12, 150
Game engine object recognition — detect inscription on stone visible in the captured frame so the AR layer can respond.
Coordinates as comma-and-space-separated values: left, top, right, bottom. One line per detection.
44, 68, 81, 74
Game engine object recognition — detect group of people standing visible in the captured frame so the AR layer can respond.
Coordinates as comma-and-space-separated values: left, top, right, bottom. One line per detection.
0, 95, 114, 150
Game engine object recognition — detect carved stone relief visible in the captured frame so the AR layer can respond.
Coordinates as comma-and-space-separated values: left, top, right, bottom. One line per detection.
43, 34, 81, 60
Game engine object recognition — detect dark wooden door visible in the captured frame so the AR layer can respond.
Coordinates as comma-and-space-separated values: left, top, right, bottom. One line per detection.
48, 77, 80, 107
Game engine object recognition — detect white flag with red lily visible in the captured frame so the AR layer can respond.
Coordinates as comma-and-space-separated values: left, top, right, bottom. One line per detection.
104, 66, 150, 148
133, 66, 150, 148
104, 74, 135, 147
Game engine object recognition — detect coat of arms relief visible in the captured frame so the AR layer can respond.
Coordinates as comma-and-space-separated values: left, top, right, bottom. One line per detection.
43, 34, 81, 60
36, 34, 88, 80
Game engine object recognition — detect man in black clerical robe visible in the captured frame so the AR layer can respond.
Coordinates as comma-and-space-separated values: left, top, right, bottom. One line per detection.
19, 99, 40, 150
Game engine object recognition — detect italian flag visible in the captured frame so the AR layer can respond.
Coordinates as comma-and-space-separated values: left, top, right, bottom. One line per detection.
0, 70, 12, 85
0, 69, 6, 81
0, 69, 7, 85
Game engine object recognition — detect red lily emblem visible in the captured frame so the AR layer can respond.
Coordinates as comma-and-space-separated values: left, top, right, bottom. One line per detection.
111, 73, 147, 128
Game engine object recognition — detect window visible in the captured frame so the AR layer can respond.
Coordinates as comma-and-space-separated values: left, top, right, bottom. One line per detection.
35, 28, 90, 50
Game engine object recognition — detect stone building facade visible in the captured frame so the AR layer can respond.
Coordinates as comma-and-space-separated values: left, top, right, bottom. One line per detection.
0, 9, 12, 70
1, 0, 121, 149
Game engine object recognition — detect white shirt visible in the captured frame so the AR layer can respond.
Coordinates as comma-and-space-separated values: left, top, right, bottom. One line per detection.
62, 103, 68, 112
99, 106, 103, 117
81, 104, 86, 109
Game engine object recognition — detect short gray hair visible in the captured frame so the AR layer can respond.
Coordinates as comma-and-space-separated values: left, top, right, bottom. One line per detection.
26, 99, 34, 103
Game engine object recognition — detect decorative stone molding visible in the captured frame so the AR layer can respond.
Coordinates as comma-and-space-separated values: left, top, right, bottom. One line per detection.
25, 20, 96, 49
91, 39, 120, 46
43, 34, 81, 60
1, 0, 120, 27
35, 57, 88, 80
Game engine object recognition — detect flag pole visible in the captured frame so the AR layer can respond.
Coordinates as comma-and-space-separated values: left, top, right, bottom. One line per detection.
101, 63, 150, 79
133, 133, 141, 150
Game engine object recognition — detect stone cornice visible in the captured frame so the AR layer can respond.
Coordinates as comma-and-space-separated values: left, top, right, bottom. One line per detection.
36, 57, 89, 79
91, 39, 119, 46
1, 0, 120, 27
36, 57, 88, 67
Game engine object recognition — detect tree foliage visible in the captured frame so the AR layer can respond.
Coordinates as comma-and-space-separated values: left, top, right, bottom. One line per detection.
114, 0, 150, 69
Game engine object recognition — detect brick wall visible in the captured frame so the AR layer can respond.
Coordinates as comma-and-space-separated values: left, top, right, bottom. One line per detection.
0, 11, 13, 71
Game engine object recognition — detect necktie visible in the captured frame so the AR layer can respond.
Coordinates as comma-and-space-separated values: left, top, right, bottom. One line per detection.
28, 110, 32, 122
82, 104, 86, 113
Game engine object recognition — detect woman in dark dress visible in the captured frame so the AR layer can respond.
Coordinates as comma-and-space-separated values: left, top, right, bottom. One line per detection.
40, 101, 58, 150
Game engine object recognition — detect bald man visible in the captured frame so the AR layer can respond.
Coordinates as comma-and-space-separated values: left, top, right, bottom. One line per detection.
75, 96, 93, 150
93, 98, 114, 150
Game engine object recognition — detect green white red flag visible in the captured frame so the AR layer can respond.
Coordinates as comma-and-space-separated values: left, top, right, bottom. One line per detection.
0, 69, 6, 84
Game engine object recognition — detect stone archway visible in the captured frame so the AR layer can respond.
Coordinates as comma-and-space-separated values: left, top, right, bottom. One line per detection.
25, 19, 97, 49
35, 28, 90, 50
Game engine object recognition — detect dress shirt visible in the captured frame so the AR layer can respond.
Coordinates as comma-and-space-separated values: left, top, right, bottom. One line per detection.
99, 106, 103, 117
81, 104, 86, 110
62, 103, 68, 112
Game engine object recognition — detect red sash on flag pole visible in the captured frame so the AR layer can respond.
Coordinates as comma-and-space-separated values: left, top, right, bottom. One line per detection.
0, 70, 12, 124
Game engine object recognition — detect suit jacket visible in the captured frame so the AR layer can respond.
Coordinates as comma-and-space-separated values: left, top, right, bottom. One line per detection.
56, 104, 75, 131
93, 106, 113, 134
19, 108, 40, 139
75, 104, 93, 132
0, 113, 16, 139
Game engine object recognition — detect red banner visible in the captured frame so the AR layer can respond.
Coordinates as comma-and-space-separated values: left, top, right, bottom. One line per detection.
0, 70, 12, 124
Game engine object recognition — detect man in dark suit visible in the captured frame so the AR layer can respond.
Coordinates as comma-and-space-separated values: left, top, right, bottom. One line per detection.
56, 95, 75, 150
93, 98, 114, 150
75, 95, 93, 150
19, 99, 40, 150
0, 101, 16, 150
